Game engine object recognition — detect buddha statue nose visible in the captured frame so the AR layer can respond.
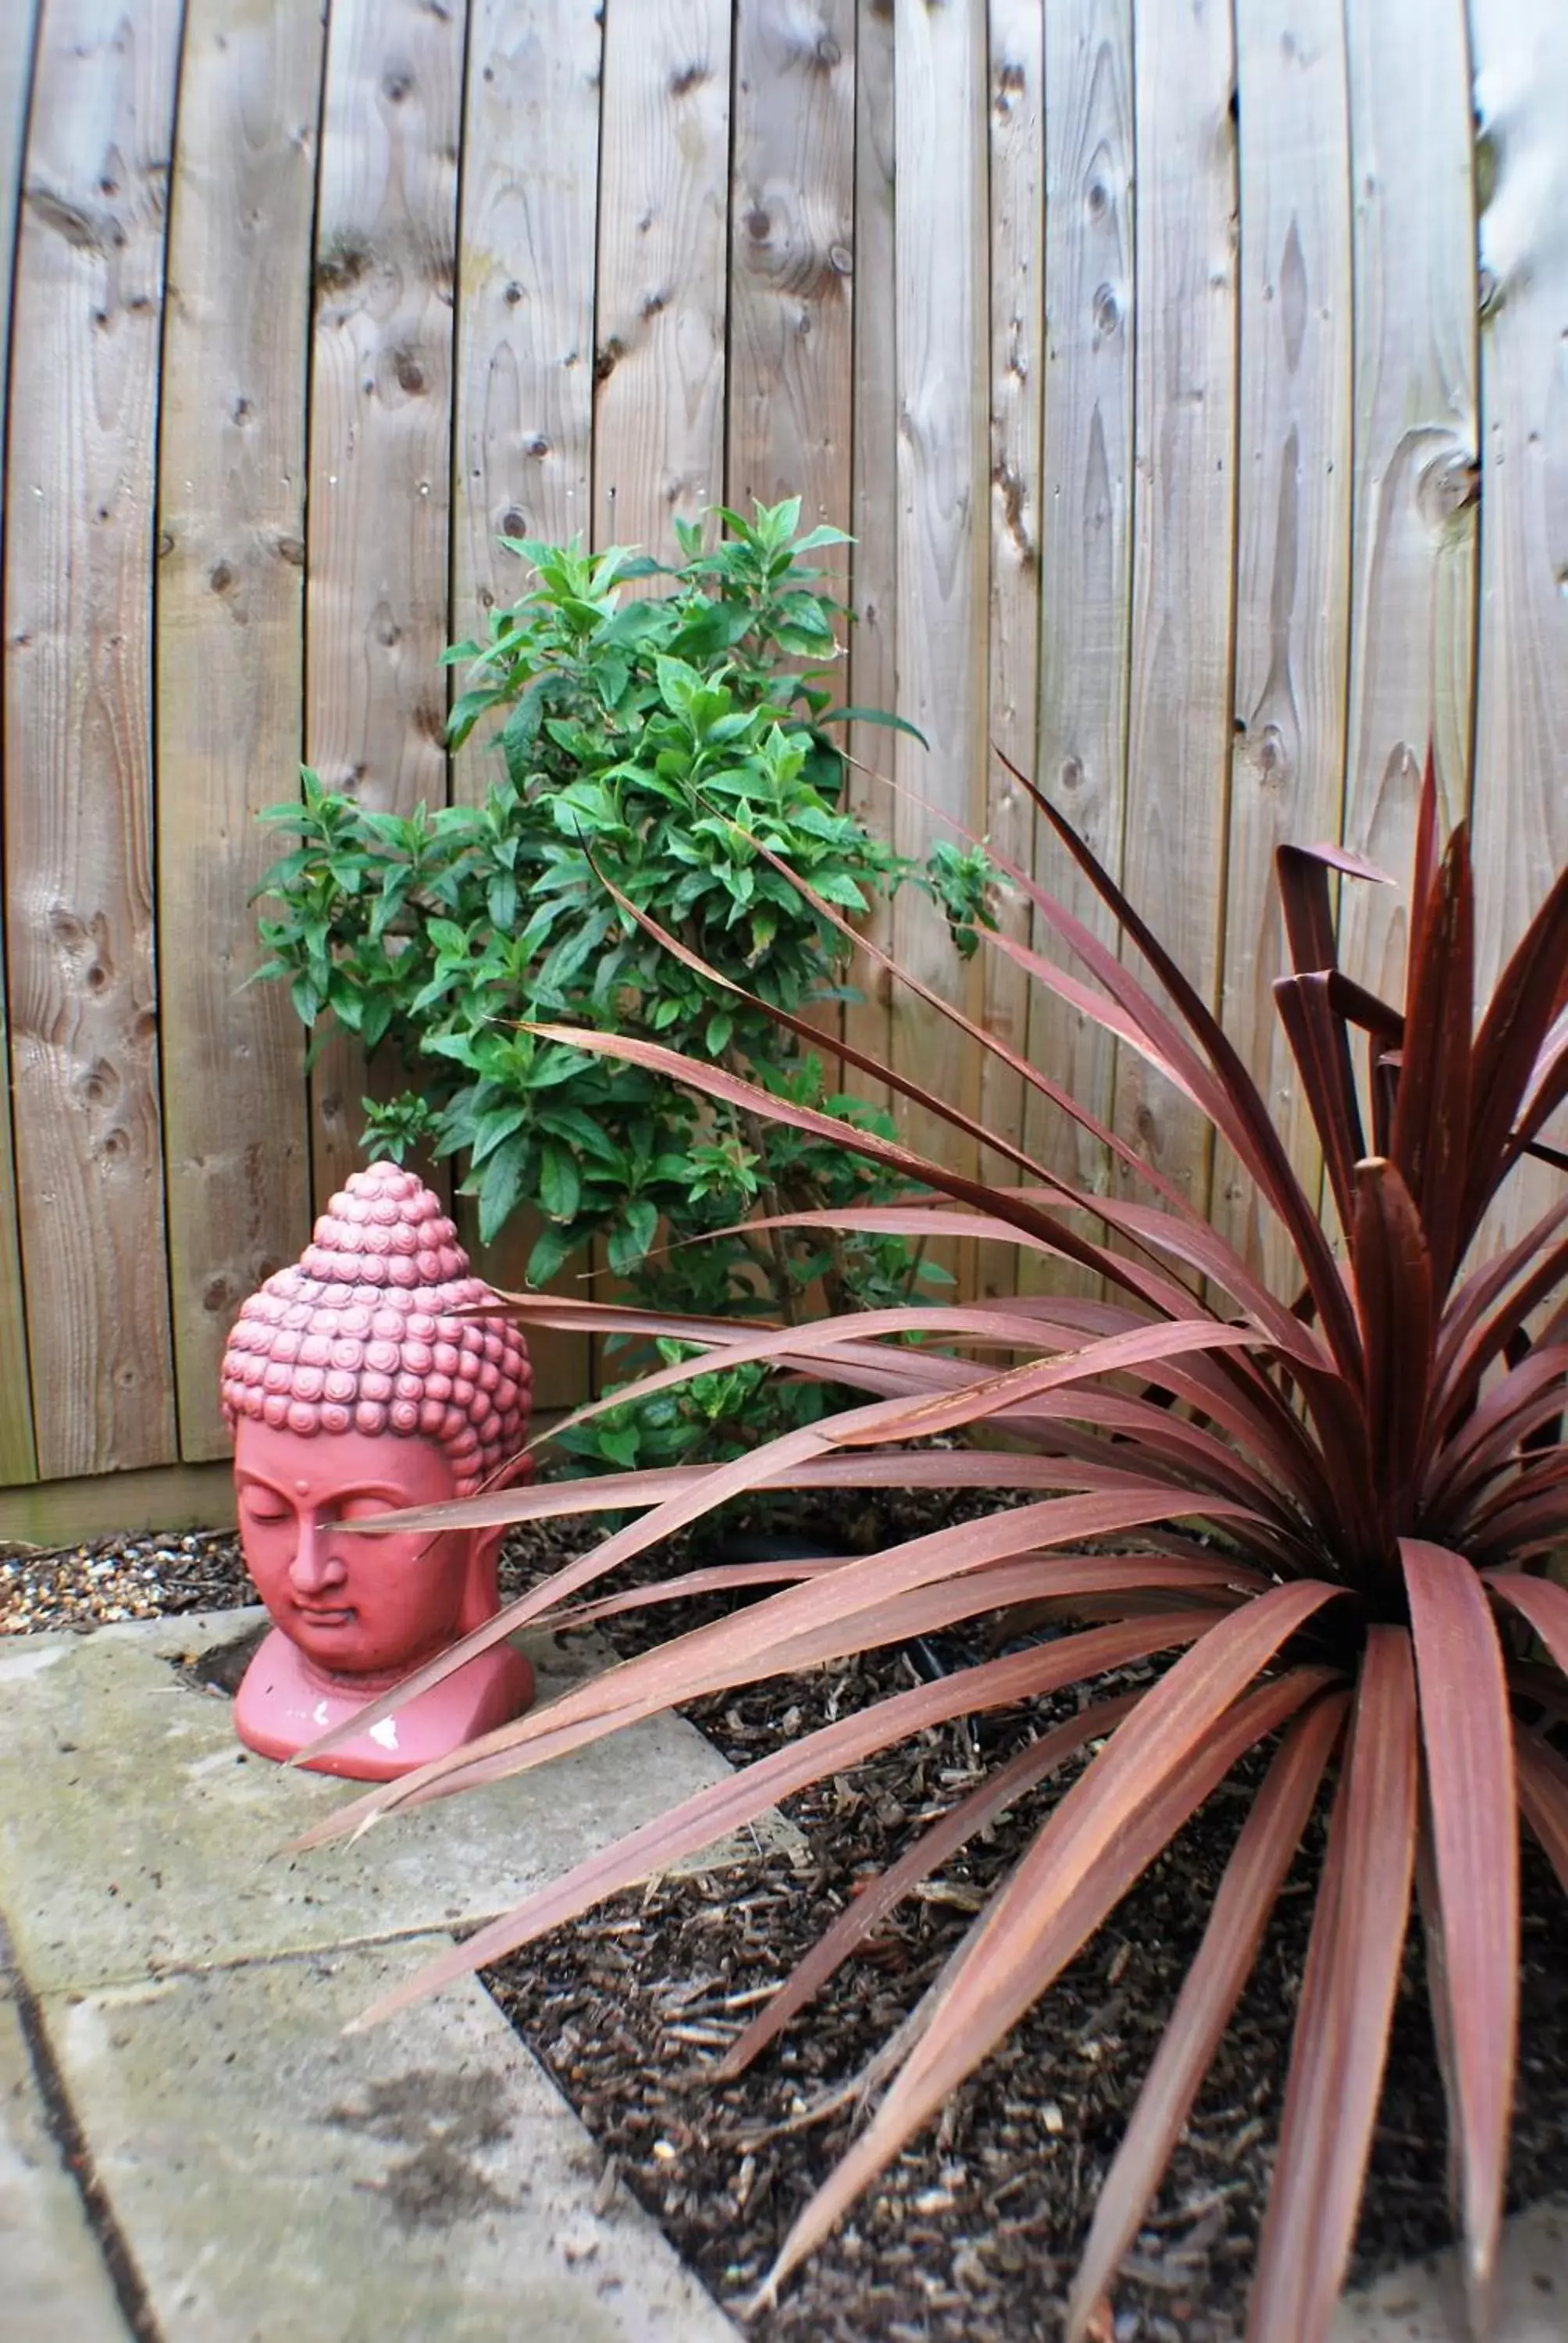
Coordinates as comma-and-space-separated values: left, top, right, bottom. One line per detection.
287, 1525, 347, 1600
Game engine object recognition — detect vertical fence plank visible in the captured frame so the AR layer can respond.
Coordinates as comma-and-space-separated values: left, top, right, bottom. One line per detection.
451, 0, 600, 761
843, 0, 897, 1093
305, 0, 465, 1211
978, 0, 1043, 1300
1338, 0, 1477, 1007
1211, 0, 1352, 1288
450, 0, 602, 1409
156, 0, 323, 1459
4, 0, 183, 1477
1466, 3, 1568, 1261
728, 0, 855, 553
1117, 0, 1239, 1215
890, 0, 989, 1246
0, 0, 41, 1484
593, 1, 732, 565
729, 0, 856, 1068
1024, 0, 1135, 1298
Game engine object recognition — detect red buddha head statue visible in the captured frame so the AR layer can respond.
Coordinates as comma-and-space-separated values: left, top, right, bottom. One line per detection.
220, 1164, 534, 1779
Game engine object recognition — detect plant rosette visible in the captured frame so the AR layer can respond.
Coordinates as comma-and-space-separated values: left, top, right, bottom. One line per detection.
292, 752, 1566, 2343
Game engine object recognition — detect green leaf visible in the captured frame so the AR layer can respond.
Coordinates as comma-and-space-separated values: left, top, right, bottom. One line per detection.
817, 706, 931, 747
540, 1138, 582, 1221
476, 1132, 529, 1244
470, 1100, 531, 1167
522, 1223, 575, 1288
487, 869, 519, 932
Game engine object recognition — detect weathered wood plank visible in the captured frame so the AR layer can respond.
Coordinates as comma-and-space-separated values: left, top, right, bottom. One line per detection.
842, 0, 896, 1095
584, 2, 731, 1373
305, 0, 465, 1209
5, 0, 183, 1477
978, 0, 1044, 1303
728, 0, 857, 1072
1115, 0, 1239, 1214
1022, 0, 1134, 1297
1466, 2, 1568, 1261
156, 0, 323, 1460
1212, 0, 1352, 1289
593, 0, 732, 565
449, 0, 602, 1410
1338, 0, 1477, 1007
451, 0, 600, 791
0, 1460, 238, 1547
0, 0, 43, 1485
889, 0, 989, 1265
727, 0, 855, 555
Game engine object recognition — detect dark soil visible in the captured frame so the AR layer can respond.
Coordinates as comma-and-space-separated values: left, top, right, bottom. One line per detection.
6, 1501, 1568, 2341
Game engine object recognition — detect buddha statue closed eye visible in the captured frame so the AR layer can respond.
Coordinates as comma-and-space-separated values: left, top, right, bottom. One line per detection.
220, 1164, 534, 1780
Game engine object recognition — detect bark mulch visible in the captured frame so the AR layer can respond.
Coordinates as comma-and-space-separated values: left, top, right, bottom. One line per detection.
5, 1505, 1567, 2343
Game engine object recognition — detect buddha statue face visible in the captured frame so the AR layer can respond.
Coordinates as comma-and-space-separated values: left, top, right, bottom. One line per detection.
220, 1164, 535, 1778
233, 1418, 497, 1680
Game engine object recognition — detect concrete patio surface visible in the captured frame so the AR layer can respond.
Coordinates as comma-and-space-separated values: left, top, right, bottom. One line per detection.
0, 1607, 790, 2342
1, 1606, 1564, 2342
1333, 2200, 1568, 2341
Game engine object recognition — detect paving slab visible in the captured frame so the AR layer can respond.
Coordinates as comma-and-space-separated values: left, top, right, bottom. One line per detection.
0, 1981, 130, 2343
49, 1935, 739, 2343
1333, 2202, 1568, 2343
0, 1610, 797, 1994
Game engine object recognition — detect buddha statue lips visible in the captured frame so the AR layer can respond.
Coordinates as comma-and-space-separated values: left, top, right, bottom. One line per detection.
220, 1164, 534, 1780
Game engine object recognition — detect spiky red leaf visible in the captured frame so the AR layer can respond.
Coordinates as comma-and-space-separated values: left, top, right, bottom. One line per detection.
1352, 1160, 1435, 1535
1067, 1690, 1348, 2337
718, 1692, 1146, 2081
1400, 1540, 1519, 2328
340, 1620, 1215, 2029
1389, 824, 1474, 1294
1245, 1628, 1418, 2343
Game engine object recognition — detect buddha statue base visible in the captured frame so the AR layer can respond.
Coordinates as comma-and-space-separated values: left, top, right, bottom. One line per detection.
234, 1629, 536, 1782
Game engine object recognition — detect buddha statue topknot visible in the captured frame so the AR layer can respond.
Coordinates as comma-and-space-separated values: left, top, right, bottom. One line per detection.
221, 1163, 534, 1779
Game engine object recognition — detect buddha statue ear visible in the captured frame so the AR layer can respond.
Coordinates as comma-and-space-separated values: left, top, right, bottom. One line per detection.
458, 1521, 508, 1635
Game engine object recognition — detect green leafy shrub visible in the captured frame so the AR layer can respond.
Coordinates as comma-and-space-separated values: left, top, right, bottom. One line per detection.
306, 754, 1568, 2341
254, 500, 987, 1467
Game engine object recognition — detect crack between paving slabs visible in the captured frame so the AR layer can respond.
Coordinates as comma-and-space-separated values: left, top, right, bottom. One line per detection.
2, 1911, 164, 2343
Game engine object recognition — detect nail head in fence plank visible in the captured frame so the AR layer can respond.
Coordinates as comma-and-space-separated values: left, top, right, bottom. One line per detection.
890, 0, 989, 1280
1117, 0, 1239, 1213
305, 0, 465, 1211
1024, 0, 1134, 1298
1466, 0, 1568, 1264
1213, 0, 1352, 1289
979, 0, 1044, 1303
593, 0, 732, 565
156, 0, 323, 1460
450, 0, 603, 1410
1338, 0, 1477, 1007
4, 0, 184, 1478
0, 0, 42, 1486
843, 0, 897, 1097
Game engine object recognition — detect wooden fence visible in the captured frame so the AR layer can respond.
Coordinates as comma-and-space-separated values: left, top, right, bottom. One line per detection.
1, 0, 1564, 1537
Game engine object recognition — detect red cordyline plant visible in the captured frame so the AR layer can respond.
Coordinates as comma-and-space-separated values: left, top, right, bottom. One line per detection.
300, 752, 1568, 2341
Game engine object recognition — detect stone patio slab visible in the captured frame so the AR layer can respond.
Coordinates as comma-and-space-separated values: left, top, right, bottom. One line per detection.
1332, 2200, 1568, 2342
48, 1935, 739, 2343
0, 1610, 796, 1994
1, 1979, 129, 2342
